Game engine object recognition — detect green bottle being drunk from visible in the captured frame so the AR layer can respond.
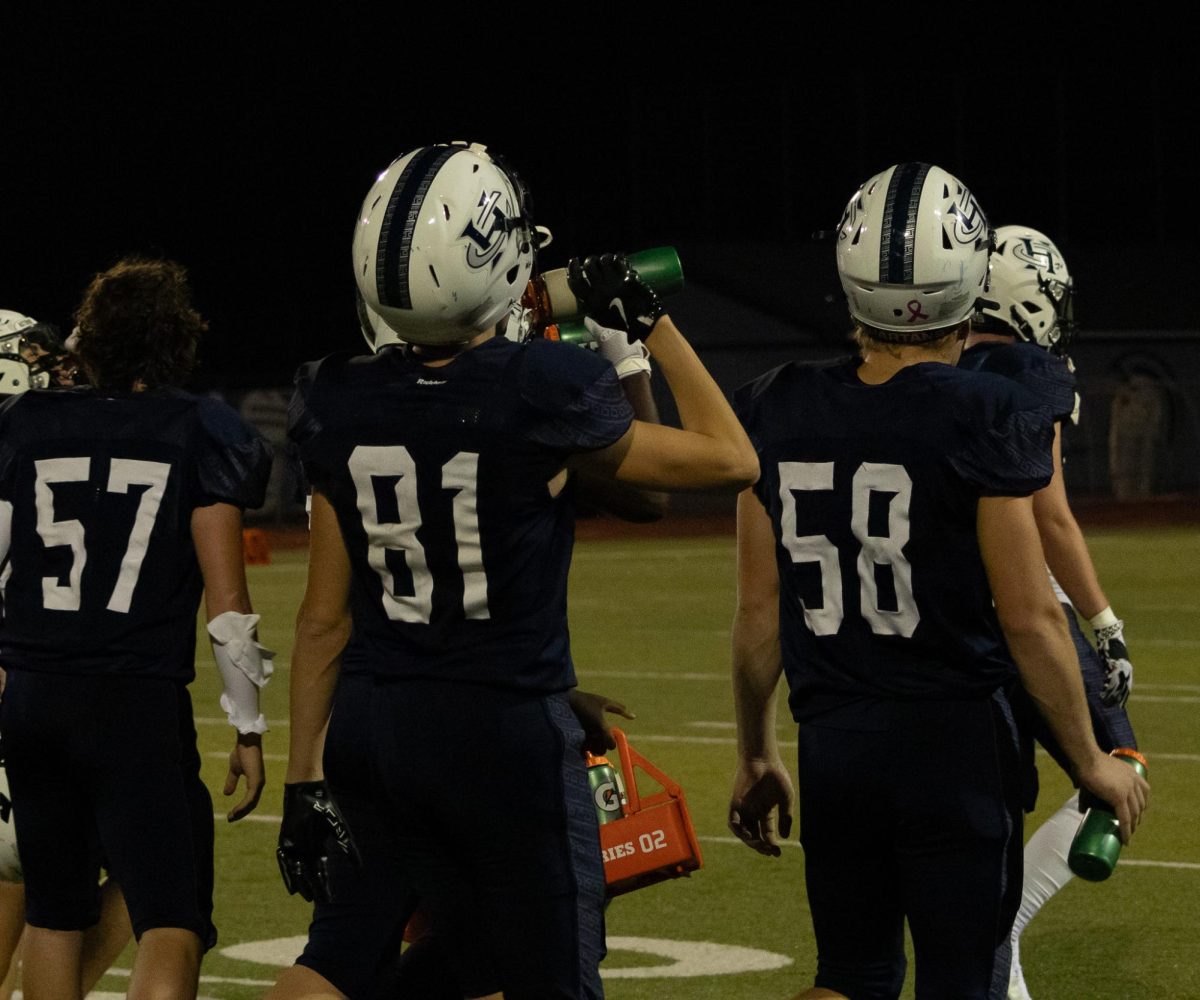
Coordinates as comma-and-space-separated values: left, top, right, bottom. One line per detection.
1067, 748, 1148, 882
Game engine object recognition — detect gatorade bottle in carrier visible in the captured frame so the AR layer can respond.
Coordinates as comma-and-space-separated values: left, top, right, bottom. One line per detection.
584, 752, 627, 825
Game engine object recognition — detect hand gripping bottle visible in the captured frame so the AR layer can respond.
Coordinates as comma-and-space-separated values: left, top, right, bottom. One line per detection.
1067, 748, 1148, 882
584, 752, 627, 825
522, 247, 685, 345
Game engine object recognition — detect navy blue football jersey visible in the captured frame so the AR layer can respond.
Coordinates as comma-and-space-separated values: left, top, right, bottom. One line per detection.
733, 358, 1055, 723
288, 336, 634, 692
0, 388, 271, 680
958, 341, 1077, 424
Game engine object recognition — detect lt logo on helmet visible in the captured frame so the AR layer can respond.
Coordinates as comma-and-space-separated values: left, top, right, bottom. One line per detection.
948, 187, 987, 245
461, 189, 515, 271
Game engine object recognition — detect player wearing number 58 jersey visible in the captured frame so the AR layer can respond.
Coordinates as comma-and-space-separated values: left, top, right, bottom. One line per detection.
0, 258, 273, 1000
728, 163, 1148, 1000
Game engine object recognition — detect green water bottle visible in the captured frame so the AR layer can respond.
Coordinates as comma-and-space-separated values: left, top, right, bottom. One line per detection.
525, 247, 685, 345
1067, 748, 1148, 882
584, 751, 626, 825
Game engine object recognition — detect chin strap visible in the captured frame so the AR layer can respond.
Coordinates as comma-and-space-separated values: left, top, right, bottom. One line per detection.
208, 611, 275, 734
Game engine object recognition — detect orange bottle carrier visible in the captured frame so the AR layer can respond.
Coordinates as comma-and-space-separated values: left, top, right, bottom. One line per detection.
597, 727, 703, 897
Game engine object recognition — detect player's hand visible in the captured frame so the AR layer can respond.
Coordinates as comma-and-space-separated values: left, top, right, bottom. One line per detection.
1076, 753, 1150, 845
567, 253, 664, 343
225, 732, 265, 822
728, 756, 795, 857
1094, 618, 1133, 709
276, 780, 361, 904
568, 688, 636, 755
584, 318, 652, 380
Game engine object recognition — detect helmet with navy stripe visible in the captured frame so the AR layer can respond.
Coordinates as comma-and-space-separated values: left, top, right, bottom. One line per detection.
352, 142, 546, 348
835, 163, 992, 340
0, 309, 45, 395
976, 224, 1075, 353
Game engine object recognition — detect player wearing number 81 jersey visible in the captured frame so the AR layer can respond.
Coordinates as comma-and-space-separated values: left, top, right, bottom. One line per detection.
274, 142, 757, 1000
728, 163, 1148, 1000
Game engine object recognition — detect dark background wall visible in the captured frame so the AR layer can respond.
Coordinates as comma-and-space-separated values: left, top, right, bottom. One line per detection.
2, 12, 1195, 502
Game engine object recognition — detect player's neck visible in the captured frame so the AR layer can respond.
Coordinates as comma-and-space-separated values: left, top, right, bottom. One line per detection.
964, 330, 1015, 351
857, 342, 961, 384
412, 328, 497, 368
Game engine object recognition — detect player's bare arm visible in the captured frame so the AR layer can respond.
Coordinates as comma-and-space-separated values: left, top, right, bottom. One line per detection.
1032, 425, 1109, 617
286, 489, 352, 784
978, 494, 1149, 841
1033, 423, 1134, 707
193, 500, 270, 822
564, 255, 758, 491
569, 326, 669, 521
729, 488, 794, 857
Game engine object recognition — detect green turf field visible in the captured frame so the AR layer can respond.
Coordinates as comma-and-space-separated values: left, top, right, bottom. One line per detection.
77, 526, 1199, 999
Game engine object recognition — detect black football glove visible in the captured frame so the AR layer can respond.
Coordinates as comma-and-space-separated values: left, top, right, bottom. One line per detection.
567, 253, 665, 343
276, 780, 361, 904
1094, 619, 1133, 710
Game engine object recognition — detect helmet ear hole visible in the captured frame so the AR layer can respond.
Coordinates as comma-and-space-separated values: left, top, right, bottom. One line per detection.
505, 265, 521, 286
942, 228, 952, 250
429, 266, 441, 289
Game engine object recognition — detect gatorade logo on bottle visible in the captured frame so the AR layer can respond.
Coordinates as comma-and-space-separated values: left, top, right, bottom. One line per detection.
593, 781, 621, 815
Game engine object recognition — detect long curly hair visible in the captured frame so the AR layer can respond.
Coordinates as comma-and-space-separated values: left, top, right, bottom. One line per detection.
73, 257, 207, 390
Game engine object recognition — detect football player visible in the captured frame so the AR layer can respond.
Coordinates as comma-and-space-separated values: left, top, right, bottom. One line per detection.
0, 259, 273, 1000
269, 141, 757, 1000
728, 163, 1147, 1000
0, 310, 131, 1000
960, 226, 1137, 1000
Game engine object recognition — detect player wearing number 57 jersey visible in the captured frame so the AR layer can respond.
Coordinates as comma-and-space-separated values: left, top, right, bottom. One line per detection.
0, 258, 272, 1000
728, 163, 1148, 1000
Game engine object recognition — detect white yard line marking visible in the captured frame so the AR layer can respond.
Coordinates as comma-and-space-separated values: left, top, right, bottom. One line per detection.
689, 721, 737, 729
214, 813, 281, 823
205, 751, 288, 762
574, 545, 733, 562
579, 670, 728, 681
1135, 684, 1200, 692
101, 967, 275, 987
695, 836, 1200, 870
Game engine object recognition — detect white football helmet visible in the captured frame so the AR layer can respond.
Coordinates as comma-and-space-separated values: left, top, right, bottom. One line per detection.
0, 310, 49, 395
977, 225, 1075, 353
836, 163, 992, 338
352, 142, 547, 347
0, 309, 36, 357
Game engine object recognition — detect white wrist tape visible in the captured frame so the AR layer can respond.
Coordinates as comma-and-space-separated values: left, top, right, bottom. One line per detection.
614, 349, 652, 380
208, 611, 275, 734
1089, 606, 1120, 631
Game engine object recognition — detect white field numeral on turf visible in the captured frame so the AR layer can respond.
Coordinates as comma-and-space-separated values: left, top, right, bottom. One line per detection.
34, 456, 171, 613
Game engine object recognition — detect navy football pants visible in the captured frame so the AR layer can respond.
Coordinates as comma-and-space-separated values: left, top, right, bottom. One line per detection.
797, 695, 1024, 1000
1, 671, 215, 946
297, 674, 606, 999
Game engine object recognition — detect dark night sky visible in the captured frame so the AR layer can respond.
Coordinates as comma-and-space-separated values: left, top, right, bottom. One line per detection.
1, 12, 1190, 388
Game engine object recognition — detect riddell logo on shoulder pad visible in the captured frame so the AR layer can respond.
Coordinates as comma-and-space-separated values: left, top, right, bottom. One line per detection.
416, 378, 446, 386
